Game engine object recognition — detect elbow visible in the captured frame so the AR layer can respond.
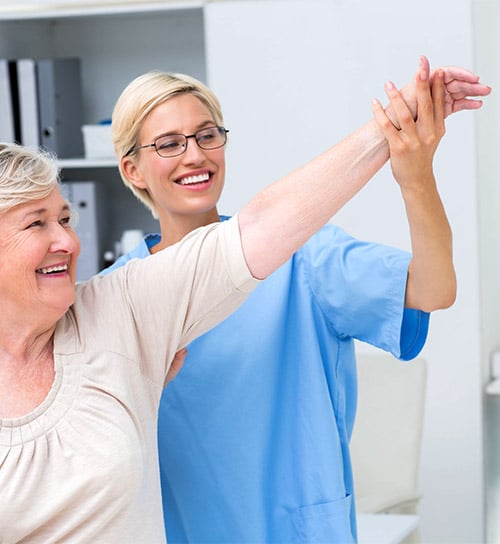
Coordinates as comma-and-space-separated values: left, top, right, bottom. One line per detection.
420, 280, 457, 313
406, 264, 457, 312
425, 292, 456, 312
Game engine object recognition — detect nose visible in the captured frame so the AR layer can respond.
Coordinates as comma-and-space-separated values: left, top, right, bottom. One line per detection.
182, 135, 206, 163
49, 222, 79, 254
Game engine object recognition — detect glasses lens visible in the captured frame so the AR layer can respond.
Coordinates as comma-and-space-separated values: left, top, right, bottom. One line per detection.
196, 127, 227, 150
155, 135, 187, 157
154, 127, 227, 157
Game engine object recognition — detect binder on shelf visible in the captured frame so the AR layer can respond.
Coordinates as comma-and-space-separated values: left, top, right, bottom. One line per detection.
61, 180, 106, 282
37, 57, 84, 159
17, 58, 40, 148
0, 59, 16, 143
7, 60, 21, 144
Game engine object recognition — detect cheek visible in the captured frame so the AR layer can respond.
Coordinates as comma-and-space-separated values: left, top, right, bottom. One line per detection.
71, 232, 81, 258
1, 233, 47, 268
75, 242, 81, 259
143, 158, 178, 190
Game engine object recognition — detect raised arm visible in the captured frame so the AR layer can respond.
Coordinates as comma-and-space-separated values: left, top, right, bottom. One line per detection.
238, 57, 489, 280
373, 70, 456, 312
238, 114, 388, 279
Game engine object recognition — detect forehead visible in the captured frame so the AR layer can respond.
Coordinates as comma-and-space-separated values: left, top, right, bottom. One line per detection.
143, 94, 214, 134
3, 187, 67, 221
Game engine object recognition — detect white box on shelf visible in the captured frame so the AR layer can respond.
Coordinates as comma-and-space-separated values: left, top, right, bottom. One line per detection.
82, 123, 114, 158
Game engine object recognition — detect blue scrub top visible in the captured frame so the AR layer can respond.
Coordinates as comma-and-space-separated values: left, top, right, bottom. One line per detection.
102, 220, 429, 543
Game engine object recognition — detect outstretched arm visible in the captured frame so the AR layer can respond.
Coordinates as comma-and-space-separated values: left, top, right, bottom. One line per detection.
373, 70, 456, 312
238, 57, 489, 280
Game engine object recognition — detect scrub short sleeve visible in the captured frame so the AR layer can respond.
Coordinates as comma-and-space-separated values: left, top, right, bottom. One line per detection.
301, 225, 429, 358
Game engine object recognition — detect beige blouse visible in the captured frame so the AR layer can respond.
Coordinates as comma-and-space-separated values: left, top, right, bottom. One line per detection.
0, 217, 258, 543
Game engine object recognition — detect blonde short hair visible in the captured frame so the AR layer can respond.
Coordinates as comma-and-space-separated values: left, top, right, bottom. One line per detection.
112, 72, 224, 217
0, 143, 59, 213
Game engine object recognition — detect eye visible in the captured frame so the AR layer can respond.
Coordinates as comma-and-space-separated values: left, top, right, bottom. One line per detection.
198, 130, 216, 143
156, 137, 183, 151
27, 220, 43, 229
61, 214, 78, 228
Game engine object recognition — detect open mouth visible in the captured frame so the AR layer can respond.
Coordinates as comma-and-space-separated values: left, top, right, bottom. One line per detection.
176, 172, 211, 186
36, 264, 69, 275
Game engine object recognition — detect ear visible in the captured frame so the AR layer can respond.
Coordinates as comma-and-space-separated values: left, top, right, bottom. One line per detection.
121, 156, 148, 189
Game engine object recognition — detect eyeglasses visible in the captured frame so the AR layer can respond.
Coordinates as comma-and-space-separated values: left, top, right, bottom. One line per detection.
124, 126, 229, 158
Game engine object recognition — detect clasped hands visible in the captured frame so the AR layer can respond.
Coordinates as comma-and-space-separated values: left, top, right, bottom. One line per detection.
372, 54, 491, 186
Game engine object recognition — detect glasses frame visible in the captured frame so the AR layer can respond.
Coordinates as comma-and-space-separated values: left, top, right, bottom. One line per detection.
124, 126, 229, 158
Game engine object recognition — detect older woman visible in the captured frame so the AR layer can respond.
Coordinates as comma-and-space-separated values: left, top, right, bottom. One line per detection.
0, 62, 486, 542
0, 143, 260, 542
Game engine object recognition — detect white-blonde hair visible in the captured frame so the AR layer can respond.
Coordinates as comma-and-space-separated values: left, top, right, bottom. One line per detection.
112, 71, 224, 218
0, 143, 59, 212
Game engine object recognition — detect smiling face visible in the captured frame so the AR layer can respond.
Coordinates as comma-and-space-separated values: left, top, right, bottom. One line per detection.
0, 186, 80, 329
121, 93, 225, 233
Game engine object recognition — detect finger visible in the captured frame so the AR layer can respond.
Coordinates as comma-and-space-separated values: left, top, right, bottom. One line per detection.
172, 347, 187, 370
383, 80, 416, 135
419, 55, 430, 81
452, 98, 484, 112
433, 66, 480, 84
166, 347, 187, 384
431, 69, 446, 134
372, 97, 402, 142
445, 80, 492, 98
415, 68, 435, 126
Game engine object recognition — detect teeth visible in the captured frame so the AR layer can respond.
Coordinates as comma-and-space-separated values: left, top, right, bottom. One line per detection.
178, 173, 209, 185
37, 264, 68, 274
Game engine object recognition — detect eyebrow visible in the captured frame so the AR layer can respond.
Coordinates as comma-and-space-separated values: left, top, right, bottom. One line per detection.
154, 120, 217, 140
22, 203, 71, 219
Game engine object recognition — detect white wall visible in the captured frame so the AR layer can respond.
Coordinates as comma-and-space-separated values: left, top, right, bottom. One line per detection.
473, 1, 500, 542
206, 1, 485, 542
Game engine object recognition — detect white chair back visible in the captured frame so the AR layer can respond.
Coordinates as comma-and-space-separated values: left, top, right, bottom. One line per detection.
350, 353, 427, 516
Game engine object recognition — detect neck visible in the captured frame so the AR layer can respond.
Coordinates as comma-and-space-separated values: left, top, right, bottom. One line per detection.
0, 326, 55, 365
0, 330, 55, 418
152, 208, 221, 253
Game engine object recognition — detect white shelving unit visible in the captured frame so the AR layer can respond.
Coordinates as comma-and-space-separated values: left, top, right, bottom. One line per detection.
0, 1, 203, 20
0, 1, 208, 257
58, 157, 117, 168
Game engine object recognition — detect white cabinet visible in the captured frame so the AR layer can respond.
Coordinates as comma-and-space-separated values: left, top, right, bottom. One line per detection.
0, 2, 206, 149
0, 2, 207, 265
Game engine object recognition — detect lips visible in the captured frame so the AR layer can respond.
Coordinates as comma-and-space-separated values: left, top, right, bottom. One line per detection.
176, 172, 211, 186
36, 264, 68, 275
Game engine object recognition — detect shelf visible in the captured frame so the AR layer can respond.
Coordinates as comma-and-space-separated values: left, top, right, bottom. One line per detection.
486, 379, 500, 395
58, 157, 118, 168
0, 0, 203, 20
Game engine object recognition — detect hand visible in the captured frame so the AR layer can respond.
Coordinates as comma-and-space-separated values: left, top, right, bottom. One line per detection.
165, 347, 187, 385
372, 67, 445, 188
430, 61, 491, 117
392, 55, 491, 124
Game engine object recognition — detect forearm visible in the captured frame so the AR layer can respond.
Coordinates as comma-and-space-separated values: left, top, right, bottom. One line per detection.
403, 177, 456, 311
238, 119, 389, 279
